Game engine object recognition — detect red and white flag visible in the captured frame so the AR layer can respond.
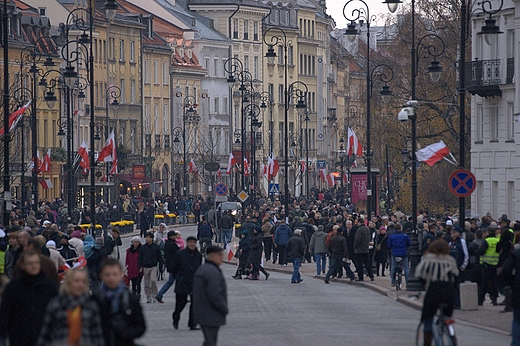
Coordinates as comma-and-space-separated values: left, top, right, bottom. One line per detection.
267, 153, 280, 179
39, 178, 53, 189
347, 127, 363, 156
188, 159, 198, 174
318, 167, 327, 183
243, 158, 250, 176
216, 169, 222, 181
226, 153, 237, 175
351, 160, 358, 168
225, 242, 234, 261
416, 140, 451, 167
78, 141, 90, 174
0, 100, 31, 135
260, 163, 266, 179
326, 173, 335, 187
342, 172, 348, 184
97, 131, 116, 162
301, 159, 306, 173
30, 151, 41, 173
40, 149, 51, 173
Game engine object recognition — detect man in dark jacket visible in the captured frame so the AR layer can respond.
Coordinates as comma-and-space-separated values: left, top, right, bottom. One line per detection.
220, 210, 234, 245
98, 258, 146, 346
178, 198, 187, 224
324, 227, 356, 284
156, 231, 180, 303
193, 246, 228, 346
354, 216, 374, 281
57, 234, 78, 267
287, 229, 306, 283
501, 248, 520, 345
171, 236, 203, 330
274, 220, 293, 266
197, 221, 213, 253
387, 223, 411, 286
0, 251, 59, 346
138, 232, 163, 303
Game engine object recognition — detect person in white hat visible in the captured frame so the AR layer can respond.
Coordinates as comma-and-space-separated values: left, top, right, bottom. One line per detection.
45, 240, 66, 270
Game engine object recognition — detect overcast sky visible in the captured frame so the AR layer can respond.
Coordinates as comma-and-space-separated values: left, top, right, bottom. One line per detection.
327, 0, 395, 29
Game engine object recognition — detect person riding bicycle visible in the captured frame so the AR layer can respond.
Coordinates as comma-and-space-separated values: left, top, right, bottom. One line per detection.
415, 239, 459, 346
387, 223, 411, 286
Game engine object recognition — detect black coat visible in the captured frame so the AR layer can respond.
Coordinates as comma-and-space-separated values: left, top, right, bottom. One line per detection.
193, 261, 228, 327
502, 248, 520, 308
287, 235, 306, 259
163, 239, 180, 273
248, 233, 263, 265
96, 290, 146, 346
237, 236, 251, 261
172, 248, 202, 295
138, 242, 163, 268
0, 272, 58, 346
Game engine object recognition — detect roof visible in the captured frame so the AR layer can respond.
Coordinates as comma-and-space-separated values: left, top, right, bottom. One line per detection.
188, 0, 269, 8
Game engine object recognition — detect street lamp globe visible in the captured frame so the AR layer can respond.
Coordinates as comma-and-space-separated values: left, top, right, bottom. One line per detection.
428, 59, 443, 82
104, 0, 119, 21
380, 85, 392, 104
344, 21, 358, 43
45, 91, 57, 109
63, 65, 77, 89
265, 45, 276, 64
383, 0, 402, 14
478, 18, 503, 46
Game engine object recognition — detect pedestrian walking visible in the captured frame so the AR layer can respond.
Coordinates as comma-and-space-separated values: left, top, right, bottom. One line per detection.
501, 247, 520, 345
98, 258, 146, 346
221, 210, 234, 245
193, 246, 228, 346
309, 224, 328, 275
287, 229, 306, 283
37, 268, 104, 346
171, 236, 202, 330
274, 220, 292, 266
324, 226, 356, 284
247, 228, 270, 280
138, 232, 163, 303
0, 251, 59, 346
156, 231, 181, 303
232, 231, 251, 280
354, 216, 374, 281
126, 236, 143, 298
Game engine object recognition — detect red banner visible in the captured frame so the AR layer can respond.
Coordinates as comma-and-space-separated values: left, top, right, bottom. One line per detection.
351, 173, 367, 205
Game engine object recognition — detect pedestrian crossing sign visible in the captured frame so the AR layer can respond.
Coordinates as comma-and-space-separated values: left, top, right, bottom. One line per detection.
269, 183, 279, 194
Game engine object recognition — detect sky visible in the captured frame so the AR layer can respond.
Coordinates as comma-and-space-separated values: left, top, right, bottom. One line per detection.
327, 0, 396, 29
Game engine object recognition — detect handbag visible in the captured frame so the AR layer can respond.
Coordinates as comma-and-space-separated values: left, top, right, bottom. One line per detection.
375, 235, 387, 252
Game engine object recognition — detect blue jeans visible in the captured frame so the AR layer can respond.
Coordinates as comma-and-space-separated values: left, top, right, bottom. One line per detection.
156, 272, 175, 300
390, 255, 410, 285
179, 211, 187, 224
222, 228, 232, 244
513, 308, 520, 346
314, 253, 327, 275
291, 257, 302, 283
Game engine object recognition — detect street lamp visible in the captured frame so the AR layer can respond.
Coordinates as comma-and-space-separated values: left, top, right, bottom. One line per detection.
260, 91, 274, 198
104, 85, 120, 202
343, 0, 394, 222
245, 103, 262, 207
174, 93, 197, 197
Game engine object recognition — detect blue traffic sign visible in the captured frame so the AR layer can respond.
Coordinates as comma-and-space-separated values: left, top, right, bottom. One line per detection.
215, 183, 227, 196
317, 160, 327, 169
449, 169, 476, 197
269, 183, 280, 194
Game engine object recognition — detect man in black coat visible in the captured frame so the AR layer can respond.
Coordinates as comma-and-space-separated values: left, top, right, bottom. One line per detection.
156, 231, 180, 303
502, 248, 520, 344
193, 246, 228, 346
171, 236, 203, 330
0, 251, 58, 346
287, 229, 306, 283
138, 232, 163, 303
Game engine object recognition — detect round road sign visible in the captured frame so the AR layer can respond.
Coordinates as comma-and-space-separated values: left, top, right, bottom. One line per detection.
449, 169, 476, 197
215, 183, 227, 196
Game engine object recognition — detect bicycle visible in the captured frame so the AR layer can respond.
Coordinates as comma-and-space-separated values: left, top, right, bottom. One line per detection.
416, 304, 457, 346
394, 256, 403, 291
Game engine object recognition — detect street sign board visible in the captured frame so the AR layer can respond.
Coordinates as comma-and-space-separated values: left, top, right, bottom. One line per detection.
205, 162, 220, 172
215, 183, 227, 196
269, 183, 280, 194
215, 195, 228, 203
449, 169, 476, 197
317, 160, 327, 169
237, 190, 248, 202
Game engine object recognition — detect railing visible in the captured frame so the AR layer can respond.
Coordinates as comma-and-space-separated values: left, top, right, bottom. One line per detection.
465, 59, 501, 88
507, 57, 514, 84
164, 134, 170, 149
155, 134, 161, 149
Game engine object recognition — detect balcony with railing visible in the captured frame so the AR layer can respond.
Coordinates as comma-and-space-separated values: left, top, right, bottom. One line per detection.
465, 58, 507, 98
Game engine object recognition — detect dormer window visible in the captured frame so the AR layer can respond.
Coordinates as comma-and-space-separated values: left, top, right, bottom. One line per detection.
39, 7, 46, 17
188, 50, 192, 59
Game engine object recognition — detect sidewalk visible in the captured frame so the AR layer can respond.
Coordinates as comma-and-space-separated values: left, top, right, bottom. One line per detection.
225, 257, 513, 335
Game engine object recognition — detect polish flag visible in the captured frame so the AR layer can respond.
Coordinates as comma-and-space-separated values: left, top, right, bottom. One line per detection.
342, 172, 348, 184
347, 127, 363, 157
226, 153, 237, 175
78, 141, 90, 173
318, 167, 327, 182
225, 242, 234, 261
188, 159, 198, 174
39, 178, 53, 189
97, 131, 116, 162
416, 141, 451, 166
301, 159, 306, 173
352, 160, 358, 168
30, 151, 41, 173
216, 169, 222, 180
109, 159, 118, 175
326, 173, 335, 187
40, 149, 51, 173
267, 153, 280, 179
0, 100, 31, 135
243, 158, 250, 176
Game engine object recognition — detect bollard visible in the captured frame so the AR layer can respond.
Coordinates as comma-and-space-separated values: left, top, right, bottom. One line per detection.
460, 282, 478, 311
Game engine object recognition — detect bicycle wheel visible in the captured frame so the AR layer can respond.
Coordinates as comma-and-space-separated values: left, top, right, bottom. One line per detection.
415, 323, 425, 346
441, 324, 457, 346
396, 271, 402, 291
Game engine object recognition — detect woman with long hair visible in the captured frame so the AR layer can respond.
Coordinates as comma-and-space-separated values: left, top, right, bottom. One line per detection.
415, 240, 459, 346
38, 268, 104, 346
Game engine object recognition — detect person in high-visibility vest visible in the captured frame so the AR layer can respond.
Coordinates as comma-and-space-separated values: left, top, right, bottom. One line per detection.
477, 225, 500, 306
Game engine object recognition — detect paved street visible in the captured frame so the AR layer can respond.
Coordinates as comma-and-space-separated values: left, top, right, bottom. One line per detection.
118, 227, 511, 345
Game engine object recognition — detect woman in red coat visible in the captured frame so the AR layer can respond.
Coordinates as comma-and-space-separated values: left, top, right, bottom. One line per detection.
126, 236, 143, 298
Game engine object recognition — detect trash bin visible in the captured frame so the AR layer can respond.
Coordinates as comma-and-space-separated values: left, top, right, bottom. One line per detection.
460, 282, 478, 311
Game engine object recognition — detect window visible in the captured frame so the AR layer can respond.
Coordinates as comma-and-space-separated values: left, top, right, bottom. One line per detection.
299, 54, 303, 74
39, 7, 46, 16
144, 60, 149, 83
214, 97, 219, 114
153, 60, 158, 84
278, 84, 284, 103
108, 37, 115, 59
119, 40, 125, 61
233, 19, 238, 39
312, 55, 315, 75
285, 10, 290, 25
275, 10, 279, 24
253, 21, 258, 41
130, 79, 136, 104
154, 104, 159, 132
507, 102, 515, 141
131, 127, 135, 153
223, 97, 228, 114
214, 58, 219, 77
243, 20, 249, 40
490, 106, 498, 141
253, 56, 259, 80
163, 61, 169, 84
475, 104, 483, 142
244, 55, 249, 71
288, 46, 293, 65
268, 83, 274, 103
163, 103, 169, 133
130, 41, 135, 62
304, 20, 307, 37
120, 79, 126, 103
312, 21, 315, 38
299, 18, 302, 35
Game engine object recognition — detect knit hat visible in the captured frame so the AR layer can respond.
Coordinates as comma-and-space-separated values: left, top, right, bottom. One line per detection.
71, 230, 82, 239
43, 220, 51, 226
46, 240, 56, 249
131, 236, 141, 243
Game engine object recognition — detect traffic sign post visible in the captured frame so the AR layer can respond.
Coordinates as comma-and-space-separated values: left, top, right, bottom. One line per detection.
449, 169, 476, 197
269, 183, 280, 194
215, 183, 227, 196
237, 190, 248, 203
